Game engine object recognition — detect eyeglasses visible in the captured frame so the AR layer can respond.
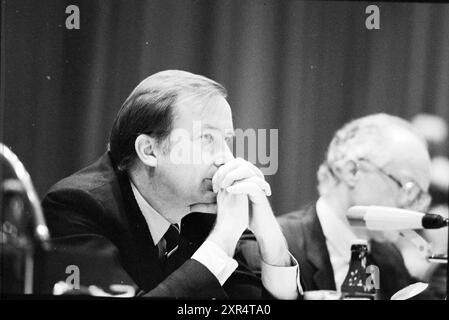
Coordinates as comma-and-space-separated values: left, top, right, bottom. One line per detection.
355, 157, 431, 208
356, 158, 407, 190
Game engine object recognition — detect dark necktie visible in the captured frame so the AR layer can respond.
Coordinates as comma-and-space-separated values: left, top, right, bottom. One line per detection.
164, 223, 180, 257
162, 223, 182, 276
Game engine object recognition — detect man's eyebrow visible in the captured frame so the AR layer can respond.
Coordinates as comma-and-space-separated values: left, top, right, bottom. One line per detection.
202, 124, 220, 131
202, 124, 235, 136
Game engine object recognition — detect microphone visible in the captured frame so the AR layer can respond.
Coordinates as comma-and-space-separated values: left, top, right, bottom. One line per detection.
347, 206, 448, 230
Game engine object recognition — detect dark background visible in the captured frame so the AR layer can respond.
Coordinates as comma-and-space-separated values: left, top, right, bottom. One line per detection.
2, 0, 449, 215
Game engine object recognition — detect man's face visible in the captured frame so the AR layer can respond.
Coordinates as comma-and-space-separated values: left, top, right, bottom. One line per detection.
153, 94, 234, 206
349, 128, 432, 211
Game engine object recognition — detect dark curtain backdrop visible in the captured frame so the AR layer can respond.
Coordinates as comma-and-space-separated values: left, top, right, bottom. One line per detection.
3, 0, 449, 215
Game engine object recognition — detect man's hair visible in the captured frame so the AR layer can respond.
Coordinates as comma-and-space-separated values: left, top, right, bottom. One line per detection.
108, 70, 227, 171
317, 113, 427, 196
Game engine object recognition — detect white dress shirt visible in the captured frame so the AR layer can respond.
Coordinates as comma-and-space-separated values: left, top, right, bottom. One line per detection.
316, 197, 363, 291
131, 181, 301, 298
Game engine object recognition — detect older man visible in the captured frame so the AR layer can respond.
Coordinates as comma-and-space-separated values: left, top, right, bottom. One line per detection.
278, 114, 434, 299
41, 70, 300, 298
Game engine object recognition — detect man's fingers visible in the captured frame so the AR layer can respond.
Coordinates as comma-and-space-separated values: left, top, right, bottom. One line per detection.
220, 166, 258, 190
212, 158, 241, 192
226, 181, 265, 205
189, 203, 217, 214
247, 161, 264, 179
213, 157, 265, 192
245, 176, 271, 196
226, 179, 271, 200
226, 177, 271, 196
226, 181, 258, 195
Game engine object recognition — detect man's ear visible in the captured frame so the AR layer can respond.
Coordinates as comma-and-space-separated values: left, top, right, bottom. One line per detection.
337, 160, 359, 188
135, 134, 158, 167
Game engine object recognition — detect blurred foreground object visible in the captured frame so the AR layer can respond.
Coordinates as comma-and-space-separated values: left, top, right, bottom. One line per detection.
0, 143, 50, 295
52, 281, 135, 297
390, 282, 429, 300
303, 290, 341, 300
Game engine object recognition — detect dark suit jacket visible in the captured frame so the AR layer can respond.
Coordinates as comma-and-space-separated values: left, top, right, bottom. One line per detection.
41, 152, 262, 298
278, 204, 418, 300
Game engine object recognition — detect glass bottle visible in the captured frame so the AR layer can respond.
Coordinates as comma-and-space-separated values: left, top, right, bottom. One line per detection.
341, 239, 376, 300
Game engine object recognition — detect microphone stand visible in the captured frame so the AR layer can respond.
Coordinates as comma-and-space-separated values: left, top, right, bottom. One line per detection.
0, 144, 50, 245
1, 143, 50, 294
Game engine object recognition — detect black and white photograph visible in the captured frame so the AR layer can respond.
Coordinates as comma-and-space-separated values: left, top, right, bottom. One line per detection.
0, 0, 448, 310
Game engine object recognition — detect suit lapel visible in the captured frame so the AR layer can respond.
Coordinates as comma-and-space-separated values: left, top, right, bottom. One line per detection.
302, 206, 337, 290
114, 161, 166, 290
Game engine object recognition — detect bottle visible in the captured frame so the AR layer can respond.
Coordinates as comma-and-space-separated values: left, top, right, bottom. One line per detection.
341, 239, 376, 300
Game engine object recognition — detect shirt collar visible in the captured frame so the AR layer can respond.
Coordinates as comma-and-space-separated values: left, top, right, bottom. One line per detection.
316, 197, 359, 260
130, 181, 174, 246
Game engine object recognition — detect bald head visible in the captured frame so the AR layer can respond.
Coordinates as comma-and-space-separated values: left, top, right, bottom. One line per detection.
318, 113, 432, 201
380, 125, 431, 192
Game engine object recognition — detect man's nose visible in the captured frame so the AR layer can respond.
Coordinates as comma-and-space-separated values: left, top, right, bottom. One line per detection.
213, 144, 234, 168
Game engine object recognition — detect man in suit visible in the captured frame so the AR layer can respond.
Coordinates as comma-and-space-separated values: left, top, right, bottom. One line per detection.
41, 70, 300, 298
278, 114, 435, 299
